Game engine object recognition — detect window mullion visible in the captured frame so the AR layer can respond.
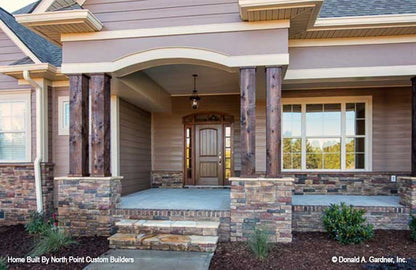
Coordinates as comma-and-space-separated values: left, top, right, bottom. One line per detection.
341, 102, 346, 170
301, 104, 306, 170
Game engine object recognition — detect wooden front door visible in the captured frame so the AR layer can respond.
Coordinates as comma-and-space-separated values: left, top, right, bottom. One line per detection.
195, 124, 223, 185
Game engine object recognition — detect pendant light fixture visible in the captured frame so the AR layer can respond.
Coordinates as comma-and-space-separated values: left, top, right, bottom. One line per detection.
190, 74, 200, 110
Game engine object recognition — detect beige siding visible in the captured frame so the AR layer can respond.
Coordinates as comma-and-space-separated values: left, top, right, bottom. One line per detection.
0, 30, 27, 91
120, 99, 151, 195
84, 0, 240, 31
152, 88, 412, 174
52, 87, 69, 177
152, 95, 241, 172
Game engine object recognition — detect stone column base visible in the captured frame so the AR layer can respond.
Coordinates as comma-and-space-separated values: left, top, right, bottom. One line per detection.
398, 177, 416, 214
55, 176, 122, 236
230, 177, 294, 243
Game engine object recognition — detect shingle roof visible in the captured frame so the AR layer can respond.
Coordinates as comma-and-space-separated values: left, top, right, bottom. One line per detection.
0, 7, 62, 67
319, 0, 416, 18
12, 1, 41, 15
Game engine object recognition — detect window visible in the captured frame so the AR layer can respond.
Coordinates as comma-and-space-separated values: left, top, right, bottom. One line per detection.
58, 96, 69, 135
282, 97, 371, 171
185, 126, 193, 181
224, 125, 232, 180
0, 92, 31, 162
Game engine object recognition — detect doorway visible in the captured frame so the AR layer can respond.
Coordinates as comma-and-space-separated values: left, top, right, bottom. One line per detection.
183, 112, 234, 186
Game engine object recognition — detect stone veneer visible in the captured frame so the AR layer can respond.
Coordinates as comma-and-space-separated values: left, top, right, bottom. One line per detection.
112, 208, 230, 242
0, 163, 54, 225
151, 171, 183, 188
398, 177, 416, 214
55, 176, 122, 236
293, 205, 410, 232
230, 177, 294, 243
287, 173, 401, 195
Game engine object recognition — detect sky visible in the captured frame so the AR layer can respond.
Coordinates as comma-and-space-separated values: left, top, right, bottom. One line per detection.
0, 0, 36, 13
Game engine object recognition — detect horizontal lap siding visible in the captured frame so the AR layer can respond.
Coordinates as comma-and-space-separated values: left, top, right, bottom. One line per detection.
152, 88, 411, 174
53, 87, 69, 177
120, 99, 151, 195
84, 0, 240, 31
152, 95, 241, 173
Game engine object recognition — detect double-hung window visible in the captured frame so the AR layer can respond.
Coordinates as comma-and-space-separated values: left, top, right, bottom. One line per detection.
0, 92, 31, 162
282, 97, 371, 171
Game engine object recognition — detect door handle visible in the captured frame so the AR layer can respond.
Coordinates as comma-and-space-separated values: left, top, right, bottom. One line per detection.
218, 152, 222, 165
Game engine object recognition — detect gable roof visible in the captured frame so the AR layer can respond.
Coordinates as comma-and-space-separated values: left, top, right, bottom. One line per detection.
319, 0, 416, 18
12, 1, 41, 15
0, 7, 61, 67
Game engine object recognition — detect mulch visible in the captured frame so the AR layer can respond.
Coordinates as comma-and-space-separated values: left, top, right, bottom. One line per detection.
0, 225, 109, 270
210, 231, 416, 270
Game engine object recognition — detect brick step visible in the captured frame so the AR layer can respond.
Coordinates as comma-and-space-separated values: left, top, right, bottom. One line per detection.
116, 219, 220, 236
108, 233, 218, 252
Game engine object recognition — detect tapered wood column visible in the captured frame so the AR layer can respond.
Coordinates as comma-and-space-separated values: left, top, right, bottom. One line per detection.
68, 74, 90, 177
266, 67, 282, 177
412, 76, 416, 176
240, 68, 256, 177
90, 74, 112, 177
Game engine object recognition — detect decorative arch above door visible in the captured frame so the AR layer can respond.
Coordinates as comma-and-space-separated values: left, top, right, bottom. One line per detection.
183, 112, 234, 186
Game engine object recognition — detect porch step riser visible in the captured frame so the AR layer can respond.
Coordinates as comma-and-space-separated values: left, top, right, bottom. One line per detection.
108, 233, 217, 252
118, 227, 218, 236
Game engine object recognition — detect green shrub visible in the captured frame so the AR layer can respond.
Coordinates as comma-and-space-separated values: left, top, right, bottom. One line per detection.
323, 202, 374, 245
0, 257, 7, 270
410, 215, 416, 241
248, 227, 270, 260
30, 229, 77, 257
25, 211, 51, 235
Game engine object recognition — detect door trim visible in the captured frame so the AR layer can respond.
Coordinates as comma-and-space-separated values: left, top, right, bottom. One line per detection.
183, 112, 234, 186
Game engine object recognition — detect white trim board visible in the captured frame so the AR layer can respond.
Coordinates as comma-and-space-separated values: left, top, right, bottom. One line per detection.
289, 35, 416, 47
61, 20, 290, 42
285, 65, 416, 80
0, 20, 41, 64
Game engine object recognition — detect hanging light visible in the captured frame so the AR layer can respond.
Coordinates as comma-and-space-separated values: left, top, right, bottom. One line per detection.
190, 74, 200, 110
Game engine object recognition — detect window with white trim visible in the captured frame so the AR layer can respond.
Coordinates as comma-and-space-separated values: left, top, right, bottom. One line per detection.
0, 92, 31, 162
282, 97, 371, 171
58, 96, 69, 135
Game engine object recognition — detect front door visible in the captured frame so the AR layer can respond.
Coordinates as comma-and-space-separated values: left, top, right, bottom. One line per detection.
195, 124, 223, 185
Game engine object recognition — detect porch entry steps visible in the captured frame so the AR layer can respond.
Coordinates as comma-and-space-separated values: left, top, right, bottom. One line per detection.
108, 219, 220, 252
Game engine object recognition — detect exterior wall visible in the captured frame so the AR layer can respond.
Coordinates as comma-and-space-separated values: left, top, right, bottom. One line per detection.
112, 208, 231, 242
56, 176, 122, 236
398, 177, 416, 214
119, 99, 151, 195
152, 95, 241, 183
151, 171, 183, 188
52, 87, 70, 177
152, 88, 412, 186
84, 0, 241, 31
0, 163, 54, 226
63, 29, 288, 64
293, 205, 410, 232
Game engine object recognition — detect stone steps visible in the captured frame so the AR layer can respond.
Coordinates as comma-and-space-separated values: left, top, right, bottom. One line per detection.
108, 233, 218, 252
109, 219, 220, 252
116, 219, 220, 236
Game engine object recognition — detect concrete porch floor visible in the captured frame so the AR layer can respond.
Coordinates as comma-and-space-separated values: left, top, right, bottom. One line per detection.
120, 189, 402, 210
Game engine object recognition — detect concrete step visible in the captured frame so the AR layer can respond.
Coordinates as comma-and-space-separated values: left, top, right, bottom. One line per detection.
116, 219, 220, 236
108, 233, 218, 252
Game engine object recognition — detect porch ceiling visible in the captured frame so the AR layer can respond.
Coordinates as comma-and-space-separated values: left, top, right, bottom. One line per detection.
143, 64, 240, 96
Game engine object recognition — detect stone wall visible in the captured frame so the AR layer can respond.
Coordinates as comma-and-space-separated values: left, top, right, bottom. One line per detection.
398, 177, 416, 214
287, 173, 400, 195
151, 171, 183, 188
55, 176, 122, 236
112, 208, 230, 242
230, 177, 294, 243
293, 205, 410, 232
0, 163, 55, 225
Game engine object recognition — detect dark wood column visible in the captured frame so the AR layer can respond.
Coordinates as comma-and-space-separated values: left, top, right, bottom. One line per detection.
240, 68, 256, 177
266, 67, 282, 177
68, 74, 90, 177
90, 74, 112, 177
412, 76, 416, 177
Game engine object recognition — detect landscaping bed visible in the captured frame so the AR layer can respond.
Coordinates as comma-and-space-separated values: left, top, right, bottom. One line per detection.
0, 225, 108, 270
210, 231, 416, 270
